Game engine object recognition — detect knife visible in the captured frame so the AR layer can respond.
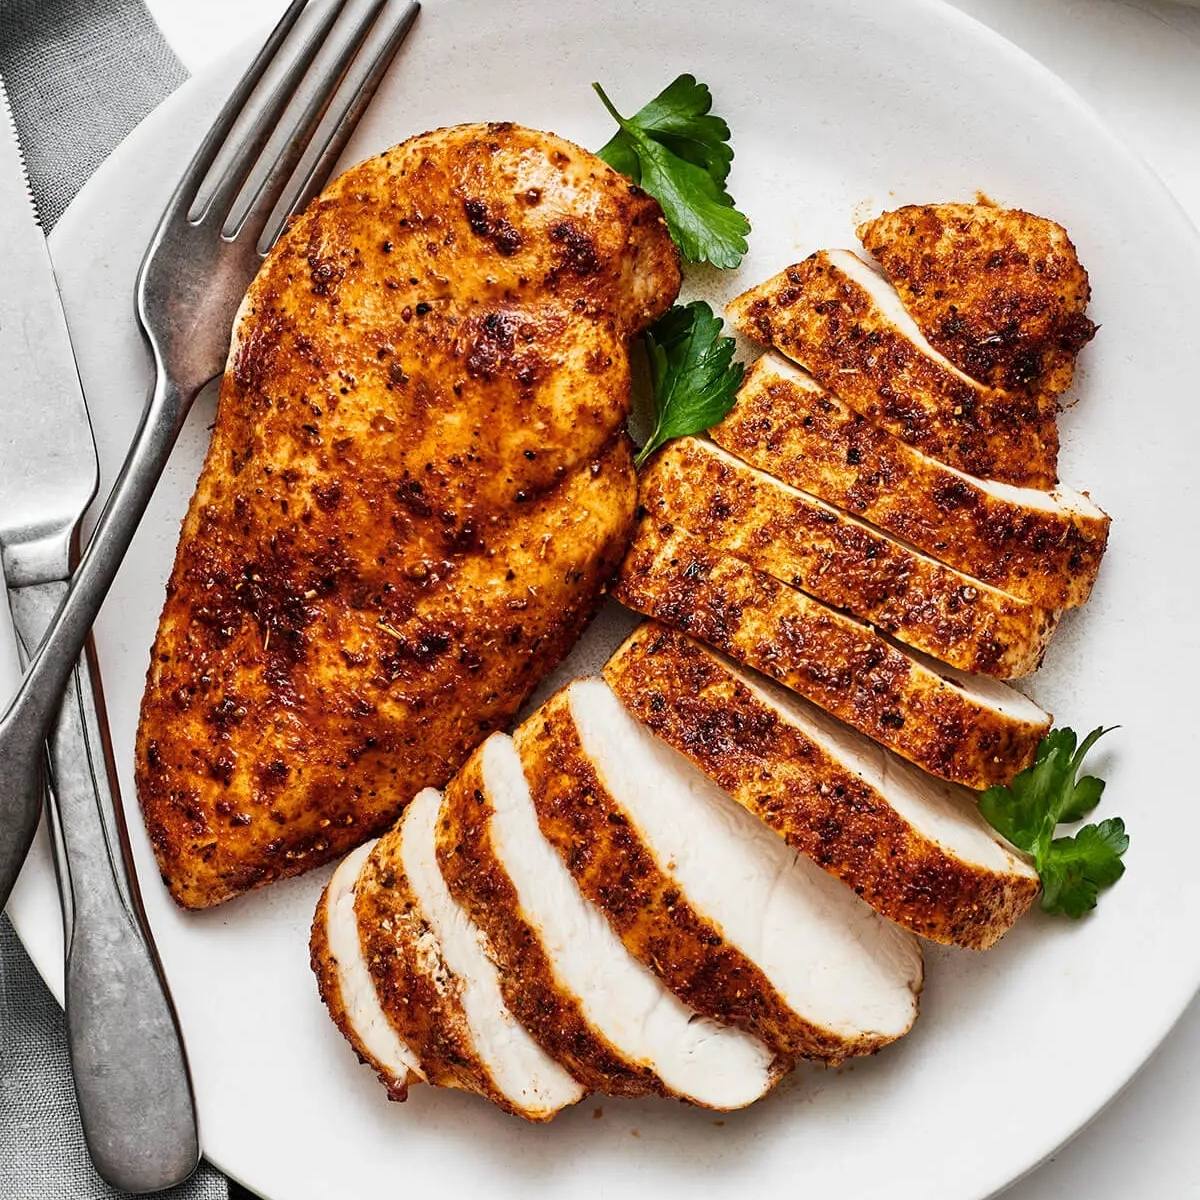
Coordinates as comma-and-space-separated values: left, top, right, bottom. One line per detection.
0, 80, 199, 1192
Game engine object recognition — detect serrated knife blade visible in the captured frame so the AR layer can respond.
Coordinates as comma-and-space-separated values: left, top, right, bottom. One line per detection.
0, 75, 96, 588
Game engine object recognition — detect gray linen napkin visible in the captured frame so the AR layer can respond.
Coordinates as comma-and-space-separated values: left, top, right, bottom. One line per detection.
0, 2, 245, 1196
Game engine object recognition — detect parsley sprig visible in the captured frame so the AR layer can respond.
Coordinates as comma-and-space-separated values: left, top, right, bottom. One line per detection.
593, 75, 750, 269
980, 727, 1129, 918
635, 301, 743, 466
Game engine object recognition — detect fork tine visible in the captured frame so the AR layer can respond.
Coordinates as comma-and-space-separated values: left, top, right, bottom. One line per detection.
257, 0, 421, 254
221, 0, 389, 240
189, 0, 349, 225
162, 0, 310, 222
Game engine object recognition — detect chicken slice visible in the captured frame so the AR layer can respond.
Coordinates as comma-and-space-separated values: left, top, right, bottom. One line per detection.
604, 625, 1041, 948
516, 679, 923, 1058
726, 250, 1058, 487
613, 517, 1051, 790
711, 354, 1108, 609
858, 204, 1096, 396
348, 788, 584, 1120
311, 840, 424, 1100
437, 734, 780, 1109
641, 436, 1057, 678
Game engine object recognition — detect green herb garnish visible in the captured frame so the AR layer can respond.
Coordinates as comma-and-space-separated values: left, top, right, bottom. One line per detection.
593, 74, 750, 269
636, 301, 743, 466
980, 727, 1128, 918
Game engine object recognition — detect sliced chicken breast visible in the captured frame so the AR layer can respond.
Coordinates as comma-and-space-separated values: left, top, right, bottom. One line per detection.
858, 204, 1096, 396
726, 250, 1058, 488
353, 788, 584, 1120
613, 517, 1051, 790
711, 354, 1108, 609
516, 679, 923, 1057
310, 840, 424, 1101
604, 624, 1041, 948
437, 734, 780, 1109
641, 436, 1057, 678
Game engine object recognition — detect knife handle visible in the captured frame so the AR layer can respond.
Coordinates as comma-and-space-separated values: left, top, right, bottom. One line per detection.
8, 579, 200, 1193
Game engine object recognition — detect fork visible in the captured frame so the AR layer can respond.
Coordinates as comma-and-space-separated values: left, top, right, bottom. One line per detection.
0, 0, 418, 1185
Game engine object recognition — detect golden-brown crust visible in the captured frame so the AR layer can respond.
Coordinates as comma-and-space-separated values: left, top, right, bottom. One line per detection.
136, 122, 678, 909
308, 876, 417, 1102
711, 356, 1108, 609
858, 204, 1096, 396
727, 252, 1058, 488
435, 745, 663, 1098
612, 517, 1050, 791
515, 692, 875, 1061
351, 823, 526, 1110
603, 624, 1040, 949
641, 437, 1057, 678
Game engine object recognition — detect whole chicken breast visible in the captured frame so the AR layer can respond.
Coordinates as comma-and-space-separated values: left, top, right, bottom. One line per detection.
136, 122, 680, 908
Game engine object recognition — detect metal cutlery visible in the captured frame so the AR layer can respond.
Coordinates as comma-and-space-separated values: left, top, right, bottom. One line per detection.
0, 77, 199, 1193
0, 0, 417, 1187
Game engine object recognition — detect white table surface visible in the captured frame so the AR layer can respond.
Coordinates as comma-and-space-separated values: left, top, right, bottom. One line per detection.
140, 2, 1200, 1196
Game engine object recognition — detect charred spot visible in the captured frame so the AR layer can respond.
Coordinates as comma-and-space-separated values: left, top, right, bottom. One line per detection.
395, 477, 433, 518
462, 197, 524, 256
312, 479, 343, 512
207, 696, 248, 732
208, 751, 237, 785
307, 250, 345, 298
258, 759, 290, 789
548, 220, 601, 278
931, 476, 977, 512
465, 309, 521, 380
1058, 311, 1098, 354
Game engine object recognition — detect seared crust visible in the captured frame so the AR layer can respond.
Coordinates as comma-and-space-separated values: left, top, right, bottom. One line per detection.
612, 517, 1050, 790
858, 204, 1096, 396
641, 437, 1057, 678
711, 355, 1109, 609
604, 625, 1040, 949
139, 432, 637, 909
136, 121, 678, 908
435, 746, 662, 1098
514, 692, 863, 1062
352, 823, 538, 1115
309, 876, 418, 1101
726, 251, 1058, 487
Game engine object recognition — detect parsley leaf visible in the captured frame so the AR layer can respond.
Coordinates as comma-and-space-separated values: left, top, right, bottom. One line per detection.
593, 75, 750, 269
1040, 819, 1129, 919
979, 726, 1128, 918
636, 301, 743, 466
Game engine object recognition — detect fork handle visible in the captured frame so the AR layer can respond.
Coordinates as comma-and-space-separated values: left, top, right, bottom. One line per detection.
9, 579, 200, 1193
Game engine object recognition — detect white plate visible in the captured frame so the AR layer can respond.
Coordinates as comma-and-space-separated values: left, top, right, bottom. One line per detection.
8, 1, 1200, 1197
